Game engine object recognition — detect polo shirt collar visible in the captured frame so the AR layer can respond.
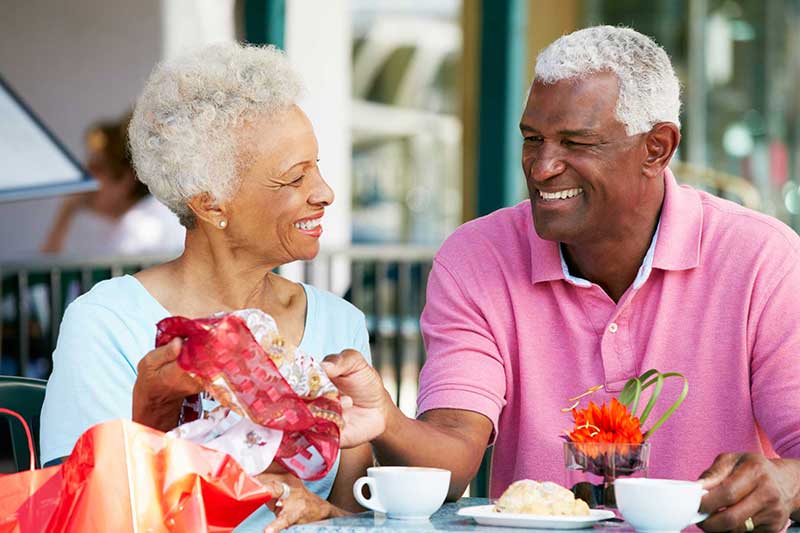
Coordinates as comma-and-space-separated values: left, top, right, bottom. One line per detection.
651, 168, 702, 271
528, 167, 702, 286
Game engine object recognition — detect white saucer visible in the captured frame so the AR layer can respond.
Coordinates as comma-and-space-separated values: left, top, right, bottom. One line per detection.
457, 505, 616, 529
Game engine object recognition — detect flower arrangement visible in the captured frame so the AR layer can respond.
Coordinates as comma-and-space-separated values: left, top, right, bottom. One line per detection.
563, 369, 688, 507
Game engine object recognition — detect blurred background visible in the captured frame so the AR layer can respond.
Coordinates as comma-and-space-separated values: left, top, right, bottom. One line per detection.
1, 0, 799, 471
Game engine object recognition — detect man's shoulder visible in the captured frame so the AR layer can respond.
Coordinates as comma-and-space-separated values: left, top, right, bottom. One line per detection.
697, 190, 800, 256
436, 201, 532, 268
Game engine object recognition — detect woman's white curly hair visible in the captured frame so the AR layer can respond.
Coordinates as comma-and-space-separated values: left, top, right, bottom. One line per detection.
534, 26, 681, 135
129, 42, 301, 227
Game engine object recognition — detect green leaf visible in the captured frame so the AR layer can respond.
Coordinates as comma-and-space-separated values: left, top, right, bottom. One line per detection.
644, 372, 688, 439
638, 372, 664, 425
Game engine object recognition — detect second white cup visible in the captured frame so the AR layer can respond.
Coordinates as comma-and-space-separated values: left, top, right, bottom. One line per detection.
353, 466, 451, 520
615, 478, 709, 533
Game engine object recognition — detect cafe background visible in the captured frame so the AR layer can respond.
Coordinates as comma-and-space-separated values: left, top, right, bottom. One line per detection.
1, 0, 799, 491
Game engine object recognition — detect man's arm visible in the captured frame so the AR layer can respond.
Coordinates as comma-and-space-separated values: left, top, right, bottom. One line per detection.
377, 407, 493, 500
323, 350, 493, 500
699, 254, 800, 531
325, 253, 503, 498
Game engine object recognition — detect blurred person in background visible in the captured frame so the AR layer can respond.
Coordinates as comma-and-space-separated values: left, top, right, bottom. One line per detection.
40, 43, 372, 531
40, 112, 184, 256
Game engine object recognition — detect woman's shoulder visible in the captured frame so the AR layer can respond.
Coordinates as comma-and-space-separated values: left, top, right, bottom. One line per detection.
300, 283, 371, 364
65, 275, 168, 331
302, 283, 366, 323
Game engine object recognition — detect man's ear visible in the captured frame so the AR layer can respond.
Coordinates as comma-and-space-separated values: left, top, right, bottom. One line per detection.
187, 192, 228, 228
642, 122, 681, 179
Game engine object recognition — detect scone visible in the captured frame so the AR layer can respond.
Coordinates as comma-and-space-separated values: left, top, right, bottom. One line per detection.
495, 480, 590, 516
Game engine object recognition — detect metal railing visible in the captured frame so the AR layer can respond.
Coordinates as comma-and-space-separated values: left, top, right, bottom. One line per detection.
0, 245, 437, 417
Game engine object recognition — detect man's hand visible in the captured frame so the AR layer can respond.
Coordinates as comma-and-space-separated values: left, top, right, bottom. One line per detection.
132, 338, 204, 431
698, 453, 800, 532
322, 349, 394, 448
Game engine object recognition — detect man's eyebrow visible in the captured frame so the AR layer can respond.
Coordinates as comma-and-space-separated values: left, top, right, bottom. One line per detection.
558, 129, 600, 137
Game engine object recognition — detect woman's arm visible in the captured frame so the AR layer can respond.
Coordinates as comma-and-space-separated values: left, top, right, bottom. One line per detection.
328, 443, 373, 512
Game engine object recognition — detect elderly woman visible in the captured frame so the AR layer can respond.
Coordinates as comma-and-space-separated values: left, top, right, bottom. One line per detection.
40, 43, 372, 531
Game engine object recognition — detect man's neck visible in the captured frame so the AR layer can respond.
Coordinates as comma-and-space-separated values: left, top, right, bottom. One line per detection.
562, 209, 661, 303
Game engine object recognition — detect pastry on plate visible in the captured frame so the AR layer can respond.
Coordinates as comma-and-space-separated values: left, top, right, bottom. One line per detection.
495, 480, 590, 516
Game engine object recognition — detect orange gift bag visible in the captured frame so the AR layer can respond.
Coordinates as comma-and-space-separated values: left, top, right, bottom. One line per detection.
0, 416, 275, 532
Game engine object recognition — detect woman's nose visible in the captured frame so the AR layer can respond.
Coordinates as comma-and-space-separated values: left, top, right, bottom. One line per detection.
309, 172, 334, 207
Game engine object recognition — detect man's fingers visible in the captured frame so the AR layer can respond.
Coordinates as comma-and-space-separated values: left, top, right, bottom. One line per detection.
322, 349, 367, 379
701, 455, 757, 514
699, 487, 771, 532
699, 453, 742, 491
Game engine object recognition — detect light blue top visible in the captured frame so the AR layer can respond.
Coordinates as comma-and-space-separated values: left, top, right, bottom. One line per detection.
40, 274, 371, 531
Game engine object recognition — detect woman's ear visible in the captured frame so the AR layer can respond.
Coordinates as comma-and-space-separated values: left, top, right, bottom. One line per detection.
187, 192, 228, 228
642, 122, 681, 179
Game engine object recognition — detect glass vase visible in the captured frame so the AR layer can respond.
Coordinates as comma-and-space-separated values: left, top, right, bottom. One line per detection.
564, 441, 650, 509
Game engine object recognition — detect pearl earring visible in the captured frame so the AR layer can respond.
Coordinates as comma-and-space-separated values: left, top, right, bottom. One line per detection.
218, 220, 227, 229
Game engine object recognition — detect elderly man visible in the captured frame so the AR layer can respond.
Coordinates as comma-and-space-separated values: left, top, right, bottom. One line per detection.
324, 26, 800, 532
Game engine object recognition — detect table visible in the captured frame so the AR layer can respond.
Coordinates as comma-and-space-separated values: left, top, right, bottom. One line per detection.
291, 498, 800, 532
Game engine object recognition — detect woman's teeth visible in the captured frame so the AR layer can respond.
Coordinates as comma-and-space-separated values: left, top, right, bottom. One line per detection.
539, 188, 583, 200
294, 218, 322, 230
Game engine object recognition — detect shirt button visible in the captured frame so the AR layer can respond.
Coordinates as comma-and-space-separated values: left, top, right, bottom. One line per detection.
608, 323, 619, 333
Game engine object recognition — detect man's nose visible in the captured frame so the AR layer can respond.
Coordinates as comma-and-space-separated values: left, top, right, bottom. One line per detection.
526, 143, 566, 182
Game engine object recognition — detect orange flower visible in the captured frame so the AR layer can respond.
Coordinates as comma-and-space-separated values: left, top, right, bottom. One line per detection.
568, 398, 643, 457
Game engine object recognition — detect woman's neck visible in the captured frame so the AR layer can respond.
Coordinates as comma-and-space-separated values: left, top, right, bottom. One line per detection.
155, 232, 285, 316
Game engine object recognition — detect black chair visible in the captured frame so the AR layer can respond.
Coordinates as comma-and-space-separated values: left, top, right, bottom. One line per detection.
0, 375, 47, 471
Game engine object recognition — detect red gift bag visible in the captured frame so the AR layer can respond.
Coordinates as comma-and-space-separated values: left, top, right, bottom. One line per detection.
0, 416, 275, 532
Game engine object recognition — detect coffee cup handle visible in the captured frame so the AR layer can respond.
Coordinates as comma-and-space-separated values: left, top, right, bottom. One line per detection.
353, 476, 387, 514
692, 489, 711, 524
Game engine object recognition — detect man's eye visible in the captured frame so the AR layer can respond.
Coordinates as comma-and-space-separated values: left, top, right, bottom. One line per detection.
524, 136, 543, 143
564, 140, 592, 147
286, 175, 304, 186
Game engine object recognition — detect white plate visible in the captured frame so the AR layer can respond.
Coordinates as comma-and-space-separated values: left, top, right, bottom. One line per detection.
457, 505, 616, 529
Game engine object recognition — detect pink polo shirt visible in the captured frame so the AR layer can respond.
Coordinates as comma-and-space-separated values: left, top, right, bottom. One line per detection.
418, 170, 800, 498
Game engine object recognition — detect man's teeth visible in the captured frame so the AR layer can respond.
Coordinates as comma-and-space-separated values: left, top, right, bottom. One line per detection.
539, 188, 583, 200
294, 218, 322, 230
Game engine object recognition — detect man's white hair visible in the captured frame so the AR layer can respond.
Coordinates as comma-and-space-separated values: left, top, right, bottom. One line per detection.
129, 42, 302, 227
534, 26, 681, 135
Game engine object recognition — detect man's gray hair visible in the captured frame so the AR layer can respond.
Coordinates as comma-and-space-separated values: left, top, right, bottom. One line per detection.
534, 26, 681, 135
129, 42, 302, 227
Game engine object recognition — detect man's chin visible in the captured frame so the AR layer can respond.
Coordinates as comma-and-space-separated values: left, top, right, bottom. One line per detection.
532, 215, 579, 243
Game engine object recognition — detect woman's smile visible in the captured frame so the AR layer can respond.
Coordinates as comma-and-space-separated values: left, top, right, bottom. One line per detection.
293, 213, 323, 238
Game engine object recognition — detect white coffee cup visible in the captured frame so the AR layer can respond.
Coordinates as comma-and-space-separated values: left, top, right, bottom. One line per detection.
353, 466, 451, 520
615, 478, 709, 533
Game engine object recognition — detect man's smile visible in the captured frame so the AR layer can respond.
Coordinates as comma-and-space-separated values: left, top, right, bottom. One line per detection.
537, 187, 584, 201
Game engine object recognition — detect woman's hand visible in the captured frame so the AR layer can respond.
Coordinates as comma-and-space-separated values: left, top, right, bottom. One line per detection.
131, 338, 204, 431
256, 471, 348, 532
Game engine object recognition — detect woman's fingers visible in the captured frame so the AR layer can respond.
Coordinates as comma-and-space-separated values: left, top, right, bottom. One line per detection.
264, 504, 301, 533
144, 338, 183, 369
